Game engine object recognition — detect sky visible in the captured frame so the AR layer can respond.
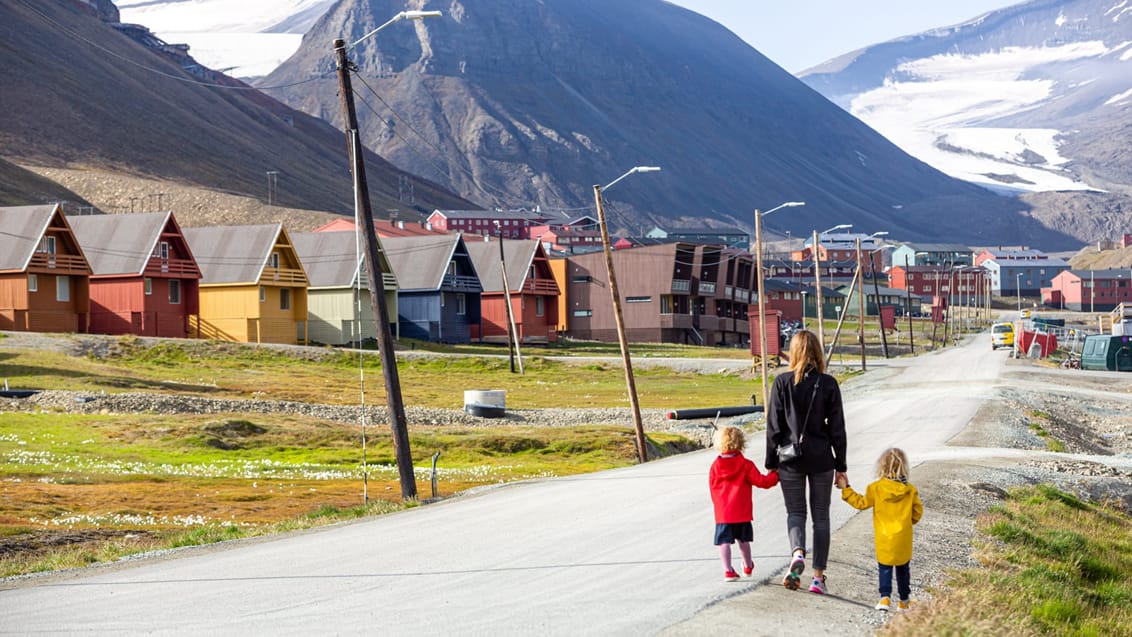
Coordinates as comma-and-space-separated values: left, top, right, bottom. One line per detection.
666, 0, 1025, 72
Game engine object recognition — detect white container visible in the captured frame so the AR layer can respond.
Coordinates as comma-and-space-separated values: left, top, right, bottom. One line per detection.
1113, 320, 1132, 336
464, 390, 506, 409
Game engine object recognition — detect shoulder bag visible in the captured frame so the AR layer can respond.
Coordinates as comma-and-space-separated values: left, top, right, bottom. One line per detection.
776, 376, 820, 462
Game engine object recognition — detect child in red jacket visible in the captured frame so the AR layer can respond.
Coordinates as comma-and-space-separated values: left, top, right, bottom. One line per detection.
710, 426, 779, 581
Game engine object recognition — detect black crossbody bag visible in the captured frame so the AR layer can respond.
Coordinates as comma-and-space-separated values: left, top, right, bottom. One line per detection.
776, 376, 820, 463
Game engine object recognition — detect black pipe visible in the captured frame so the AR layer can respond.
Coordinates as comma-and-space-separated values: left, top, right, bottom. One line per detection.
665, 405, 765, 420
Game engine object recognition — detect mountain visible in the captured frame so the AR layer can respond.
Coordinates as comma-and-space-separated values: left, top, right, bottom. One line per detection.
260, 0, 1078, 248
800, 0, 1132, 242
0, 0, 469, 220
0, 158, 92, 209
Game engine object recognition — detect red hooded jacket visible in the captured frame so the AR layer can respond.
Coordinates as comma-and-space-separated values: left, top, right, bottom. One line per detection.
709, 452, 779, 523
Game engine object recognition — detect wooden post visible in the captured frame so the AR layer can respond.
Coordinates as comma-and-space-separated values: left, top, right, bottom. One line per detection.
813, 230, 825, 347
856, 238, 866, 370
334, 39, 416, 501
754, 208, 770, 408
495, 225, 521, 374
593, 185, 648, 463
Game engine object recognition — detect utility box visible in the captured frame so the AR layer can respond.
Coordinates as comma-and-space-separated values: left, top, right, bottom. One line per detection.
751, 310, 782, 357
1081, 335, 1132, 371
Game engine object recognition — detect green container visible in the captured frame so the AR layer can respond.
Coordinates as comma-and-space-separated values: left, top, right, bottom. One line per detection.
1080, 335, 1132, 371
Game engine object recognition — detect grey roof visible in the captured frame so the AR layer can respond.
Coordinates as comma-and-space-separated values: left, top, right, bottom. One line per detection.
182, 224, 281, 285
67, 212, 170, 276
1068, 269, 1131, 279
0, 204, 59, 272
291, 231, 362, 289
464, 238, 538, 293
430, 209, 542, 221
902, 243, 971, 253
993, 257, 1069, 267
382, 234, 464, 291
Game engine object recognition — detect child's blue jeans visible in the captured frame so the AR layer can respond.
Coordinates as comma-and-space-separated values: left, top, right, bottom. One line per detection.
878, 562, 910, 601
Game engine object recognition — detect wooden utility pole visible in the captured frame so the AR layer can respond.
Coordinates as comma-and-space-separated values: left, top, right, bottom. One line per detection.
495, 227, 523, 374
334, 39, 416, 501
904, 254, 915, 354
867, 248, 889, 358
754, 208, 770, 408
594, 185, 648, 463
856, 238, 866, 370
813, 230, 825, 347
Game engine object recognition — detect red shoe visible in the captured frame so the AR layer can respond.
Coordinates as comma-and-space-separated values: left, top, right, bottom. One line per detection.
742, 565, 754, 577
724, 570, 740, 582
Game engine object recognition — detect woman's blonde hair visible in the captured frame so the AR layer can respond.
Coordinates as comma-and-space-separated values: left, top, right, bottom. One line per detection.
788, 330, 825, 385
714, 426, 745, 453
876, 447, 910, 481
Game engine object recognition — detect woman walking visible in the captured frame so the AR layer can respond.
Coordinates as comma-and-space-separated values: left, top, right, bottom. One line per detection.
765, 330, 848, 594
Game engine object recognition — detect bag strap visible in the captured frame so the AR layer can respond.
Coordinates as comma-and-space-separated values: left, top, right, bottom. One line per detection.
796, 376, 821, 445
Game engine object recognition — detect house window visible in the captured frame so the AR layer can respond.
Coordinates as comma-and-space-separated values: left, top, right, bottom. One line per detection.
571, 276, 592, 284
535, 296, 544, 317
144, 277, 153, 295
269, 252, 280, 269
27, 274, 37, 292
457, 293, 466, 315
626, 296, 652, 303
169, 279, 181, 305
280, 288, 291, 310
154, 241, 169, 259
260, 286, 266, 302
572, 309, 592, 317
37, 236, 56, 254
660, 295, 675, 314
56, 276, 69, 302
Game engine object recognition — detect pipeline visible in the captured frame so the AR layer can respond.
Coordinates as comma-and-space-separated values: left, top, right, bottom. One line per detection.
665, 405, 764, 420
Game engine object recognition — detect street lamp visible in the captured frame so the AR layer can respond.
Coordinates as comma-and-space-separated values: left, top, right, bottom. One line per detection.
812, 223, 852, 347
755, 201, 805, 408
1015, 272, 1023, 311
332, 8, 443, 502
593, 166, 661, 463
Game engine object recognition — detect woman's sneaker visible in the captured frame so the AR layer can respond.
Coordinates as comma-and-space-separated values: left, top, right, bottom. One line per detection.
808, 574, 827, 595
875, 597, 891, 611
782, 554, 805, 590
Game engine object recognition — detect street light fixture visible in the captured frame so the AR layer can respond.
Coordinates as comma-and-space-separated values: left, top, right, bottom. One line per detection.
755, 201, 805, 408
593, 166, 661, 463
332, 8, 443, 502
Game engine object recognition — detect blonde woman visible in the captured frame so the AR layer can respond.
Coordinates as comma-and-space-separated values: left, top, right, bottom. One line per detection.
838, 448, 923, 612
765, 330, 848, 594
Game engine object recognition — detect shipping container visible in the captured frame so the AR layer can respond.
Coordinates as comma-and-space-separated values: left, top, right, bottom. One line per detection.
1080, 334, 1132, 372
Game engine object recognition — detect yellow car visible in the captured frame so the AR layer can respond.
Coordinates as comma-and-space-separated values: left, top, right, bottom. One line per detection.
991, 322, 1014, 350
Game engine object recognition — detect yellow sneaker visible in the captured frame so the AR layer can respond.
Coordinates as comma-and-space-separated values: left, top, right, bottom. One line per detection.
875, 597, 891, 611
896, 599, 914, 612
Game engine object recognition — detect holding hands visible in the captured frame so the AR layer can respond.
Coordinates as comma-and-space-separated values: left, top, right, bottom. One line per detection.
834, 472, 849, 489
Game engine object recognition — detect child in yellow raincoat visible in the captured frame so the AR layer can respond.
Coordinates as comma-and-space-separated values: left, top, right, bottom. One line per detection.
837, 448, 923, 612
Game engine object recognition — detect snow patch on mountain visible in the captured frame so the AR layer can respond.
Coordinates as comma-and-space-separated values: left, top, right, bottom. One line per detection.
117, 0, 332, 78
847, 42, 1117, 194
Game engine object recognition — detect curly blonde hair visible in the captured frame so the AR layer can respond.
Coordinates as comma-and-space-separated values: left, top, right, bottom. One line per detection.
876, 447, 910, 481
714, 426, 746, 454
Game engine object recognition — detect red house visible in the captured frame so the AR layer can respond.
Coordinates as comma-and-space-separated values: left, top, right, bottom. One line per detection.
68, 212, 201, 337
465, 238, 560, 343
0, 204, 91, 333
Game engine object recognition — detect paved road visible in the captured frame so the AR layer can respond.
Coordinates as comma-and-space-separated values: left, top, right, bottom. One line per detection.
1, 334, 1009, 635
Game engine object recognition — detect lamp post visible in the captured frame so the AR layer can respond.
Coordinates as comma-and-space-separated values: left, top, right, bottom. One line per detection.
755, 201, 805, 408
1016, 272, 1023, 312
812, 223, 851, 348
332, 9, 442, 502
593, 166, 661, 463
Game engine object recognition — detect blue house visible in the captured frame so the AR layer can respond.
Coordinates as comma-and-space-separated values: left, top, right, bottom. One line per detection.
382, 234, 482, 343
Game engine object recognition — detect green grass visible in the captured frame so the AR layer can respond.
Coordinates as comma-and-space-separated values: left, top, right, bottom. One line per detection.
885, 485, 1132, 636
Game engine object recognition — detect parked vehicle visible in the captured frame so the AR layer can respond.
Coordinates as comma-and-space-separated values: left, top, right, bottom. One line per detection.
1080, 335, 1132, 371
991, 322, 1014, 350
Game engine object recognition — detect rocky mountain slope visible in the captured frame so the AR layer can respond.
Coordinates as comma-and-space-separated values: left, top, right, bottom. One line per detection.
801, 0, 1132, 243
261, 0, 1078, 248
0, 0, 469, 219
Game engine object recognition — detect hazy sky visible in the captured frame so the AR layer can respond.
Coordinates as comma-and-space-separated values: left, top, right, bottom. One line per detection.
667, 0, 1024, 72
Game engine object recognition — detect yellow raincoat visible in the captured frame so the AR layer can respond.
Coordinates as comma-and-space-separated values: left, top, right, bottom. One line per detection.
842, 478, 923, 566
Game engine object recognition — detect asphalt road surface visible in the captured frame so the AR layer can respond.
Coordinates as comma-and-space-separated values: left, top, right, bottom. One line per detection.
1, 334, 1008, 635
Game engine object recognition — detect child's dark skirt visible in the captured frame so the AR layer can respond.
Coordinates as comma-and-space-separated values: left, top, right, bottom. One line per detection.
714, 522, 754, 545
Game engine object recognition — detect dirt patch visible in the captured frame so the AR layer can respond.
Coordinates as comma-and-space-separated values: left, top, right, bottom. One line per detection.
0, 528, 161, 559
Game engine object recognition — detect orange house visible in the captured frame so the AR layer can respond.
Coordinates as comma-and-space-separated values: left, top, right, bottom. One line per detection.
465, 238, 560, 343
0, 204, 91, 333
68, 212, 201, 338
182, 224, 309, 344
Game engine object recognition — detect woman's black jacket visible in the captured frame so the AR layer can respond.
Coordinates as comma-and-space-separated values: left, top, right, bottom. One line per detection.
764, 369, 847, 473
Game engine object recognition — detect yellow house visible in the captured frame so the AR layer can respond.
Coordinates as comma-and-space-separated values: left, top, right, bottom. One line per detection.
182, 224, 309, 344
